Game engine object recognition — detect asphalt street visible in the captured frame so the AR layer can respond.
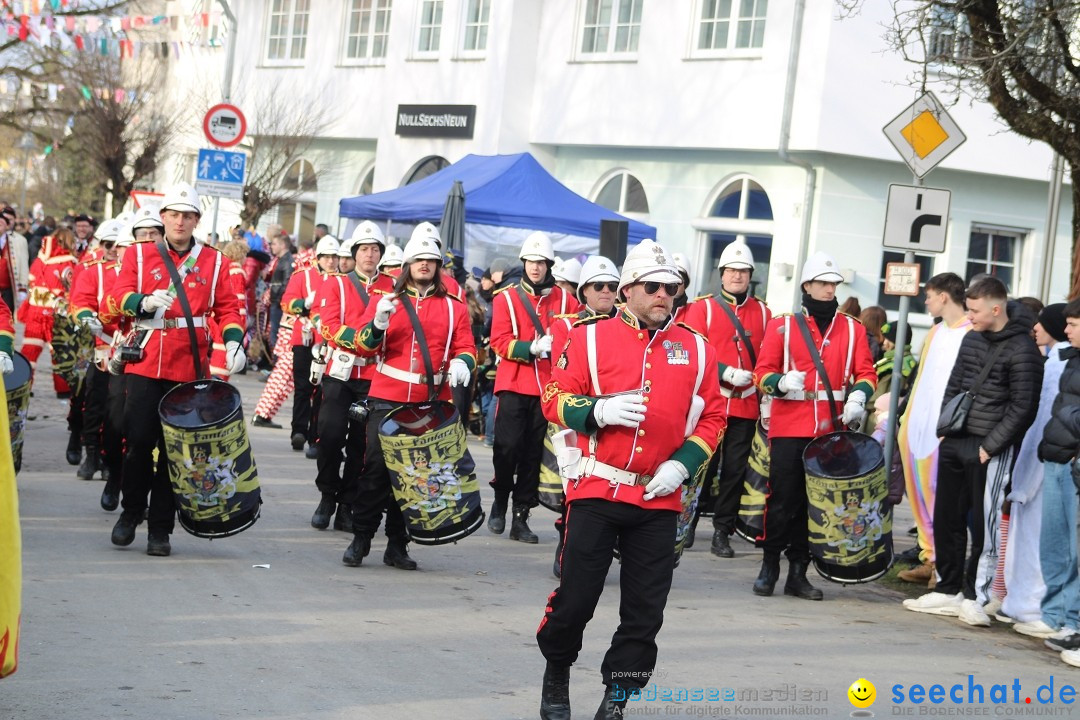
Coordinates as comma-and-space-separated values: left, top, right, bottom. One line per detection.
2, 369, 1078, 720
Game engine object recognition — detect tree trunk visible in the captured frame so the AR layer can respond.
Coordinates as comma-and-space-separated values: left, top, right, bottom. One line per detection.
1071, 164, 1080, 302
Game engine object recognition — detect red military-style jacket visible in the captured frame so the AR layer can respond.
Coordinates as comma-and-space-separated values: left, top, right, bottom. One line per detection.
282, 266, 335, 347
20, 235, 76, 322
351, 280, 477, 404
209, 262, 249, 379
0, 295, 13, 356
682, 290, 772, 421
319, 270, 396, 381
103, 240, 243, 383
542, 309, 727, 513
490, 280, 581, 397
71, 259, 125, 347
550, 306, 616, 360
754, 310, 876, 439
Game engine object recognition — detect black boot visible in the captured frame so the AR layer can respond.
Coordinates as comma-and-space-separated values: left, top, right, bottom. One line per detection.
100, 465, 110, 482
100, 476, 121, 512
684, 513, 700, 549
111, 510, 140, 546
333, 503, 353, 533
66, 431, 81, 466
710, 530, 734, 558
553, 522, 565, 579
593, 685, 628, 720
784, 559, 823, 601
540, 662, 571, 720
77, 445, 99, 480
488, 496, 507, 534
290, 432, 306, 451
509, 504, 539, 544
342, 534, 371, 567
311, 494, 335, 529
383, 535, 418, 570
752, 555, 781, 596
146, 533, 171, 557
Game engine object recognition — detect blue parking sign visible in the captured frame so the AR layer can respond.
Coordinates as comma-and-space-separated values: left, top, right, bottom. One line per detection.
195, 148, 246, 200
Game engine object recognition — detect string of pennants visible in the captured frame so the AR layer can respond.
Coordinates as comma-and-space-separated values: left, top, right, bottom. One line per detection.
0, 77, 139, 104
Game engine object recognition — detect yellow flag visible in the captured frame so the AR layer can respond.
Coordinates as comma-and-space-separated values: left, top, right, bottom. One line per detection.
0, 379, 21, 678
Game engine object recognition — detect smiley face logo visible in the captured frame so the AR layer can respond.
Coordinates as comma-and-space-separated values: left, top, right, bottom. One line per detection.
848, 678, 876, 708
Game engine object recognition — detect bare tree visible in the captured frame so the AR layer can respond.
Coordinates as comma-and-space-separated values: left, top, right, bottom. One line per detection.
845, 1, 1080, 299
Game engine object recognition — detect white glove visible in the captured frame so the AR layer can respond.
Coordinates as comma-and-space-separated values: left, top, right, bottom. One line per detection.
842, 389, 867, 427
79, 315, 104, 335
722, 366, 753, 386
643, 460, 689, 501
373, 295, 397, 330
777, 370, 806, 394
304, 292, 316, 309
140, 289, 174, 313
594, 393, 647, 428
224, 341, 246, 375
0, 352, 12, 375
447, 358, 471, 387
530, 335, 554, 356
16, 290, 26, 306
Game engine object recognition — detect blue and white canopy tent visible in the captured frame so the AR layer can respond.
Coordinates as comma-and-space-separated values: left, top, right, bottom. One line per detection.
338, 153, 656, 269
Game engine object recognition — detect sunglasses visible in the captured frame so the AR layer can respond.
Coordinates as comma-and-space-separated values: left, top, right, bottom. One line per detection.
642, 281, 680, 296
100, 241, 116, 249
591, 281, 618, 292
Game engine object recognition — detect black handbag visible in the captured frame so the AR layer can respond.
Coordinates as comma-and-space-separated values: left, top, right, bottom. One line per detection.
936, 344, 1004, 438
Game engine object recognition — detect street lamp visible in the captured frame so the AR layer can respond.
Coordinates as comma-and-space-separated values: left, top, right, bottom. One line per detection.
15, 132, 36, 218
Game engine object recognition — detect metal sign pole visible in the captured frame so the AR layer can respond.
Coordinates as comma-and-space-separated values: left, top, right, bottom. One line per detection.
208, 0, 238, 245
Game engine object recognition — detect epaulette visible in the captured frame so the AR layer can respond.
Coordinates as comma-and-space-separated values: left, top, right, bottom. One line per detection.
571, 314, 607, 328
837, 311, 865, 325
447, 292, 464, 303
370, 288, 393, 296
693, 293, 713, 302
554, 312, 580, 320
83, 258, 107, 268
492, 284, 515, 296
676, 321, 706, 339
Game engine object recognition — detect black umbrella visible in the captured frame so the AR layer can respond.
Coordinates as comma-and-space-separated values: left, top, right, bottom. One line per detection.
440, 180, 466, 255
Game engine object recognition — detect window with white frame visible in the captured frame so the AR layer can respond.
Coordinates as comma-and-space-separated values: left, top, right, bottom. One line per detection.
593, 170, 649, 219
462, 0, 490, 53
966, 225, 1023, 292
266, 0, 310, 61
696, 0, 767, 53
416, 0, 443, 55
344, 0, 392, 61
580, 0, 642, 56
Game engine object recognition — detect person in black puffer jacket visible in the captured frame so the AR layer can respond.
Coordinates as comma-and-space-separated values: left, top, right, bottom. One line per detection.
1036, 299, 1080, 656
904, 277, 1043, 624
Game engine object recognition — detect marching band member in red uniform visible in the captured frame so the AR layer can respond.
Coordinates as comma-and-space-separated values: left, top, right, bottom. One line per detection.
536, 239, 726, 720
0, 289, 14, 374
102, 184, 244, 558
19, 227, 76, 396
339, 222, 476, 571
488, 232, 582, 544
378, 243, 403, 278
682, 242, 771, 558
753, 251, 876, 600
311, 223, 395, 533
208, 241, 250, 380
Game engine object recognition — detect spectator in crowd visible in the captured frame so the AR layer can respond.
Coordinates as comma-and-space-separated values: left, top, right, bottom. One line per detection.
860, 305, 888, 363
839, 296, 862, 318
245, 226, 267, 254
267, 231, 294, 349
314, 224, 329, 242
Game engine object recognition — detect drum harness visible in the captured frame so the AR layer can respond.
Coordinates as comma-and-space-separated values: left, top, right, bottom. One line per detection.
154, 241, 209, 381
507, 284, 567, 393
790, 313, 843, 434
708, 294, 766, 401
326, 274, 379, 381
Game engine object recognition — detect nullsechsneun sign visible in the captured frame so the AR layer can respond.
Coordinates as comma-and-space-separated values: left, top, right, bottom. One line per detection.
395, 105, 476, 139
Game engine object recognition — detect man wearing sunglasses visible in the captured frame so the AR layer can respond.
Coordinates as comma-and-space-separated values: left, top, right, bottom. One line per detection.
488, 232, 581, 544
682, 242, 772, 559
537, 239, 726, 720
752, 251, 876, 600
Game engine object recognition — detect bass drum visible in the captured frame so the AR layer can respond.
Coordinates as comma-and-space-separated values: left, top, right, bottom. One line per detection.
673, 462, 707, 565
4, 352, 31, 474
159, 380, 261, 538
50, 312, 94, 392
380, 401, 485, 545
538, 422, 566, 512
735, 422, 770, 542
803, 431, 893, 584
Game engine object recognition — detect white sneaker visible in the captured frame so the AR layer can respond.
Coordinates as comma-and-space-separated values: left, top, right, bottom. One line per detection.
958, 599, 991, 627
983, 597, 1003, 618
903, 592, 964, 616
1061, 649, 1080, 667
1014, 620, 1061, 638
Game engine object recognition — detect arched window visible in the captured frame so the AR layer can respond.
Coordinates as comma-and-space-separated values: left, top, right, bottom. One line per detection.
355, 164, 375, 195
592, 170, 649, 220
402, 155, 449, 186
694, 176, 774, 299
278, 159, 318, 241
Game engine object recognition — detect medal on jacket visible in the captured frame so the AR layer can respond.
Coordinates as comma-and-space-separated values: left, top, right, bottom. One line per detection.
663, 340, 689, 365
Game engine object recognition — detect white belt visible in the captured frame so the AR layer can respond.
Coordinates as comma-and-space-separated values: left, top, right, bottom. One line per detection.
139, 317, 207, 330
721, 385, 757, 399
578, 456, 650, 487
377, 363, 444, 385
786, 389, 844, 402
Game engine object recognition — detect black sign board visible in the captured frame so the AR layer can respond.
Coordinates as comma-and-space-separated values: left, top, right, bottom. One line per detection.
396, 105, 476, 139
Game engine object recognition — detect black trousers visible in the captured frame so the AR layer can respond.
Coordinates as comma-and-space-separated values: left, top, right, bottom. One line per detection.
120, 375, 177, 535
104, 373, 125, 483
315, 376, 370, 500
80, 364, 110, 447
491, 391, 546, 507
291, 345, 316, 442
933, 435, 987, 598
537, 498, 677, 690
67, 371, 85, 437
710, 416, 756, 534
349, 403, 407, 539
758, 436, 814, 562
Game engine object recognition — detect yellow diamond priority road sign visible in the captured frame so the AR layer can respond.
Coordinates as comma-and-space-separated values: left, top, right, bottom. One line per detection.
883, 92, 966, 178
